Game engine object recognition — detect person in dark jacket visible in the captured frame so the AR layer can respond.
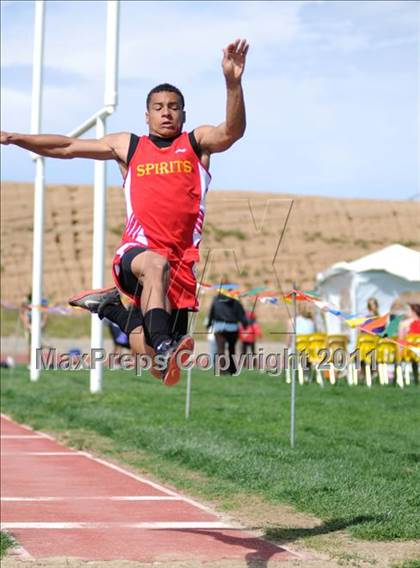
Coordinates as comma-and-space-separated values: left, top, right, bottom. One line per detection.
207, 292, 249, 374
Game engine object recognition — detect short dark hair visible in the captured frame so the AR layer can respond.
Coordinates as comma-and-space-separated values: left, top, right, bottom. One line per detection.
146, 83, 185, 109
409, 303, 420, 318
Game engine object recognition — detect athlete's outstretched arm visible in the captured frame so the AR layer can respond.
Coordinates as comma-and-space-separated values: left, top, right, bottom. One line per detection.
0, 131, 130, 164
195, 39, 249, 155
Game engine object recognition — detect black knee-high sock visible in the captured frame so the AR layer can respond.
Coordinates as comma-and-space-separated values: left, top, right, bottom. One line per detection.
143, 308, 171, 351
100, 303, 143, 336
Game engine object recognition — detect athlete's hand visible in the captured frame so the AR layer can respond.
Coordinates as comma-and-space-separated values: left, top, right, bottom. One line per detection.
0, 131, 12, 145
222, 39, 249, 86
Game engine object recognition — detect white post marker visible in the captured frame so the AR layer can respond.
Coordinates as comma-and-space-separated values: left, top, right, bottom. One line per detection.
290, 284, 297, 449
28, 0, 119, 387
396, 365, 404, 389
185, 367, 192, 419
404, 364, 411, 386
185, 309, 199, 419
88, 0, 119, 393
329, 363, 336, 386
89, 115, 107, 394
29, 0, 45, 382
365, 364, 372, 388
104, 0, 119, 109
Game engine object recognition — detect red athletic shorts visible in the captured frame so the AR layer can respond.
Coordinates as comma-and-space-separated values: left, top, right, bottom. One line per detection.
112, 242, 199, 311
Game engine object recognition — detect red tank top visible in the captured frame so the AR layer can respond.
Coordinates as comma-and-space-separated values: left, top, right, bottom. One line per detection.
409, 320, 420, 334
120, 132, 211, 261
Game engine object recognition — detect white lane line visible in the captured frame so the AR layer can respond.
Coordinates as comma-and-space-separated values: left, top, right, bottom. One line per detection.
1, 521, 236, 530
80, 452, 218, 515
79, 453, 181, 498
1, 416, 224, 517
0, 415, 299, 558
1, 435, 45, 439
1, 415, 37, 433
1, 413, 15, 423
2, 496, 183, 502
2, 452, 84, 456
1, 415, 54, 440
37, 431, 56, 441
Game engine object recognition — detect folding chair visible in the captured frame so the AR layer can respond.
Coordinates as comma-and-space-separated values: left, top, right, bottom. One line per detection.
377, 338, 398, 386
326, 334, 348, 385
307, 333, 328, 386
355, 334, 378, 387
399, 333, 420, 386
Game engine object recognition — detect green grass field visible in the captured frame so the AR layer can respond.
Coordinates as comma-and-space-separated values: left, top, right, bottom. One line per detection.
0, 531, 15, 559
1, 366, 419, 542
0, 306, 92, 338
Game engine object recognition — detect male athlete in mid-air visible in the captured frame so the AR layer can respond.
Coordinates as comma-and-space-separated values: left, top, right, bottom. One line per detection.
1, 38, 249, 385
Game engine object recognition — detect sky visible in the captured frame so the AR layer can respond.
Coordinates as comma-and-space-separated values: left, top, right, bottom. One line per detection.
0, 0, 418, 199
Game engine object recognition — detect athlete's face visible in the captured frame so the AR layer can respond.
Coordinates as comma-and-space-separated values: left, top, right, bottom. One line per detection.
146, 92, 185, 138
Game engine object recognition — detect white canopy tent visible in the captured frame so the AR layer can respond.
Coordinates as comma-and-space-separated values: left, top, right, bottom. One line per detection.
316, 244, 420, 345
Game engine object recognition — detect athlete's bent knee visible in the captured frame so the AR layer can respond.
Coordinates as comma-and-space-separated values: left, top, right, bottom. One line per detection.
143, 253, 169, 278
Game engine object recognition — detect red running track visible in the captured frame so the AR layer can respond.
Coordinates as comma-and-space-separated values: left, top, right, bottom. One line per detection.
1, 414, 299, 564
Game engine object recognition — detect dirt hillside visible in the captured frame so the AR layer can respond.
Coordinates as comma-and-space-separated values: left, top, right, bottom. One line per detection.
1, 182, 419, 309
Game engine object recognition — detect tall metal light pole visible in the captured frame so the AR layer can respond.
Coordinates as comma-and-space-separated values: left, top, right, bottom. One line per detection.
29, 0, 45, 381
89, 0, 119, 393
